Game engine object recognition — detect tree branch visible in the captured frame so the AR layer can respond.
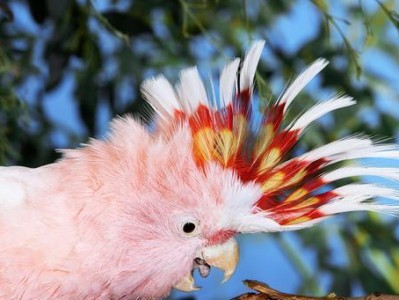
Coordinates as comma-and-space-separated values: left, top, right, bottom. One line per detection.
232, 280, 399, 300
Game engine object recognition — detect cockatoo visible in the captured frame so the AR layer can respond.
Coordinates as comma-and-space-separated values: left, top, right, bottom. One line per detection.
1, 40, 398, 299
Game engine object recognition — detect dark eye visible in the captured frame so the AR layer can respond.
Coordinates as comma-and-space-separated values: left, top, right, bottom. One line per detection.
183, 222, 196, 233
177, 216, 200, 236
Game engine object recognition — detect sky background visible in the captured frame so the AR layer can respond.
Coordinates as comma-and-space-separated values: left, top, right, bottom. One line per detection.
7, 0, 399, 299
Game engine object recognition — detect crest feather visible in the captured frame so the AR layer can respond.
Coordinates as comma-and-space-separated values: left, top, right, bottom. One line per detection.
176, 67, 209, 113
141, 75, 180, 120
279, 58, 329, 112
141, 40, 399, 232
239, 40, 265, 92
290, 96, 356, 132
220, 58, 240, 106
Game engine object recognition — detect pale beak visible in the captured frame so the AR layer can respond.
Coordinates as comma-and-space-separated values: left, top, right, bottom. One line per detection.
201, 238, 239, 283
173, 272, 199, 292
173, 238, 239, 292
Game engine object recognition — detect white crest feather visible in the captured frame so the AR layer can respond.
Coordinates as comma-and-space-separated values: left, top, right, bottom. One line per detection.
299, 137, 399, 165
141, 75, 180, 120
320, 183, 399, 215
176, 67, 209, 112
323, 166, 399, 183
301, 137, 373, 161
219, 58, 240, 106
290, 96, 356, 132
279, 58, 329, 112
239, 40, 265, 91
335, 183, 399, 200
328, 144, 399, 163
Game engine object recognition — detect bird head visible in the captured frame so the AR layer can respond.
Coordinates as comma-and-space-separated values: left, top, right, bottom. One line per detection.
93, 119, 263, 293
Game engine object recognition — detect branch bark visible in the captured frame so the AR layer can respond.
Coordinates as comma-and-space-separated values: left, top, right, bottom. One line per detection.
232, 280, 399, 300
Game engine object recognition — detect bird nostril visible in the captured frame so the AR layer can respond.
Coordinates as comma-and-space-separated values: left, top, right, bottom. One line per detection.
193, 257, 211, 278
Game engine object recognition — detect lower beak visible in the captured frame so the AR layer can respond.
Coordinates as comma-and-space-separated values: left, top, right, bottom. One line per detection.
173, 238, 239, 292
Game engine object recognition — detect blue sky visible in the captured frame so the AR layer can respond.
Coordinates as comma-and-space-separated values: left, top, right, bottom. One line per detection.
9, 0, 399, 298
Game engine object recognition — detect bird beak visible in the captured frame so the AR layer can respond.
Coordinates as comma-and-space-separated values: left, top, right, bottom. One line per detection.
173, 238, 239, 292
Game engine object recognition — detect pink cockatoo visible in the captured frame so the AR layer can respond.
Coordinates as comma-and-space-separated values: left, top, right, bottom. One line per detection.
1, 40, 399, 299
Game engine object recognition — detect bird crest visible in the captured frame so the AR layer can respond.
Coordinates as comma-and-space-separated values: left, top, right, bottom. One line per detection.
142, 40, 399, 229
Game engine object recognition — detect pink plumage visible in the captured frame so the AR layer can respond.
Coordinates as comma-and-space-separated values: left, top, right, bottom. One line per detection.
1, 41, 398, 299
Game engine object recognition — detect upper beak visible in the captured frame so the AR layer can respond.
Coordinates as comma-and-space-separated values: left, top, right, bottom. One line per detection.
173, 238, 239, 292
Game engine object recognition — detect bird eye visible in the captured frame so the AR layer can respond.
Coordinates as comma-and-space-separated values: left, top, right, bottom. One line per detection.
183, 222, 196, 233
178, 217, 200, 236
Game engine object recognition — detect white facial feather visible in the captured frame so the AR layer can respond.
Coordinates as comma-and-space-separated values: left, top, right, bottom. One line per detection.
213, 164, 311, 233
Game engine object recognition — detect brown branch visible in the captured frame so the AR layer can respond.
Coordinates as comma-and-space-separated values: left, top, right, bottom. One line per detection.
232, 280, 399, 300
